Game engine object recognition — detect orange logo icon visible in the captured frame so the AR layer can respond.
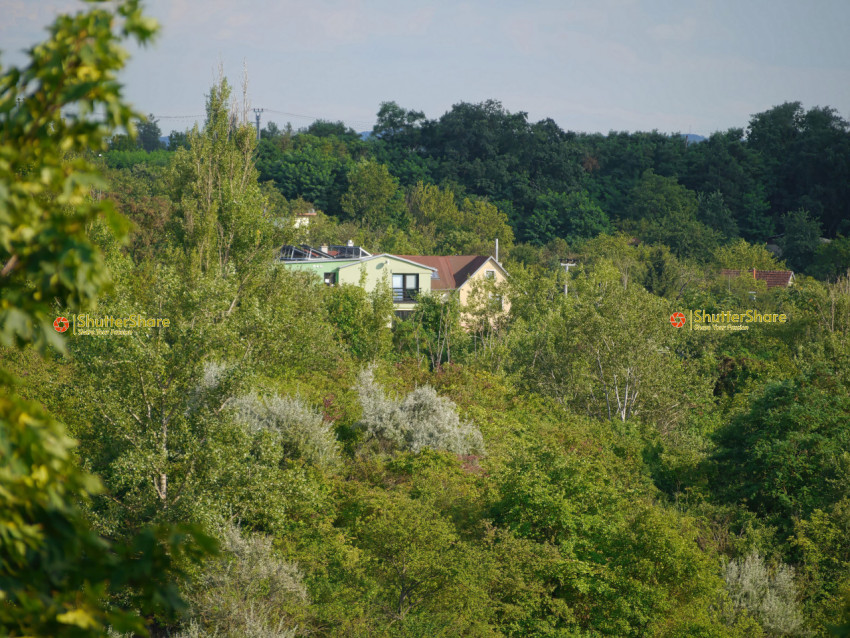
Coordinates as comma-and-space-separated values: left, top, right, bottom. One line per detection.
53, 316, 69, 332
670, 312, 686, 328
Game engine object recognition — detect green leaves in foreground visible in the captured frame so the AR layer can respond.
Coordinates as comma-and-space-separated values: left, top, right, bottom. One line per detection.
0, 379, 215, 637
0, 0, 155, 353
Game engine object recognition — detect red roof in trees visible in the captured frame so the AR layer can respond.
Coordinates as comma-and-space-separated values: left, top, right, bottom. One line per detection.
721, 269, 795, 288
396, 255, 492, 290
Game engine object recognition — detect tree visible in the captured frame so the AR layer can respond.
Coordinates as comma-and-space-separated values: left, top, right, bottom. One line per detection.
106, 165, 174, 263
171, 73, 276, 286
340, 159, 404, 228
779, 208, 822, 272
713, 238, 785, 271
351, 491, 465, 622
354, 368, 484, 455
747, 102, 850, 236
681, 128, 771, 241
713, 369, 850, 536
793, 501, 850, 633
525, 189, 611, 246
723, 552, 807, 637
372, 101, 425, 140
627, 169, 721, 261
324, 280, 393, 361
167, 129, 189, 150
640, 245, 684, 297
492, 445, 737, 636
137, 113, 164, 151
697, 190, 739, 240
506, 260, 707, 432
0, 1, 213, 635
810, 235, 850, 281
305, 119, 361, 144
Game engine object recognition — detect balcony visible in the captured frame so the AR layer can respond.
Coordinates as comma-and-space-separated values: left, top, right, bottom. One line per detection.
392, 288, 419, 303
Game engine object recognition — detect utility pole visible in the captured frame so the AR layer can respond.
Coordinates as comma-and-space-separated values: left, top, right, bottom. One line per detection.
253, 108, 264, 141
561, 261, 577, 296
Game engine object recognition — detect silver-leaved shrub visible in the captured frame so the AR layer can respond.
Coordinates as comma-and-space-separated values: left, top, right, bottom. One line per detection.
355, 368, 485, 455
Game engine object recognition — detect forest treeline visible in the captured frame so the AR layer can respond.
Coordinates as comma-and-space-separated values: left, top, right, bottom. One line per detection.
2, 3, 850, 638
117, 93, 850, 278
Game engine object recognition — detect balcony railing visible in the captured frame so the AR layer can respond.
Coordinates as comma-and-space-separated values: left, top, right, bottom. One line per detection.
392, 288, 418, 303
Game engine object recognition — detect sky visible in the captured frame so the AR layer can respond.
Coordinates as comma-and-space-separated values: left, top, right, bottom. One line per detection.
2, 0, 850, 136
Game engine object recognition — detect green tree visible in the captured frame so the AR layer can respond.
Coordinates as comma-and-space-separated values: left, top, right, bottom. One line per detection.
0, 2, 213, 635
779, 208, 822, 272
627, 169, 721, 260
713, 369, 850, 537
713, 238, 785, 271
681, 128, 771, 241
793, 501, 850, 634
640, 244, 684, 297
492, 445, 737, 636
340, 158, 404, 228
325, 281, 393, 361
137, 112, 164, 151
170, 74, 278, 299
810, 235, 850, 281
105, 165, 174, 263
305, 119, 362, 144
526, 189, 611, 246
747, 102, 850, 236
372, 101, 426, 140
697, 190, 739, 240
507, 260, 706, 432
347, 489, 493, 633
167, 129, 189, 149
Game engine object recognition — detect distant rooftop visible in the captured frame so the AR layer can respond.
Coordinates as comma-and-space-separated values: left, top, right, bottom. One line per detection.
395, 255, 493, 290
721, 269, 794, 288
279, 243, 371, 261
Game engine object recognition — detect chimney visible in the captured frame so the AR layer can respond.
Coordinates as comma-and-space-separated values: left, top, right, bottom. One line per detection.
320, 244, 329, 254
347, 239, 354, 247
495, 237, 499, 263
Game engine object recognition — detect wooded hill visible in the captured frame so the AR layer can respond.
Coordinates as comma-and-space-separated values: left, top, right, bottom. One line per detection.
2, 3, 850, 637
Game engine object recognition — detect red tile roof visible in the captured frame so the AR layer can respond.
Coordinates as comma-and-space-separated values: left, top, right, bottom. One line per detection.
396, 255, 492, 290
721, 269, 794, 288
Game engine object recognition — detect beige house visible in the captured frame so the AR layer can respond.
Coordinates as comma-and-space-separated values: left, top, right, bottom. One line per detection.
282, 253, 435, 315
279, 245, 509, 322
395, 255, 510, 318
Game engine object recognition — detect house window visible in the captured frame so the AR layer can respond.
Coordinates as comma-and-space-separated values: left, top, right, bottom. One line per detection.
485, 270, 495, 279
324, 272, 336, 286
394, 310, 414, 321
392, 273, 419, 302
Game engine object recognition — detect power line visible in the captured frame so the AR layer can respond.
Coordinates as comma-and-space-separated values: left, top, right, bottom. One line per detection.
154, 114, 204, 120
263, 108, 374, 128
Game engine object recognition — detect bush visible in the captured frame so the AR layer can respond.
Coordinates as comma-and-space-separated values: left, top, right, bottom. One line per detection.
355, 368, 484, 455
233, 393, 339, 469
723, 552, 808, 636
180, 524, 306, 638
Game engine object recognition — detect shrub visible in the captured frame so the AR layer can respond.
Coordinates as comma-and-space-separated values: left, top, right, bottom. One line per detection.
723, 552, 808, 637
181, 524, 306, 638
233, 393, 339, 469
355, 368, 484, 455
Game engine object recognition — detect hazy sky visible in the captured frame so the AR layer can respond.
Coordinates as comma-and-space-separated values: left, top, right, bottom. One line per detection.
3, 0, 850, 136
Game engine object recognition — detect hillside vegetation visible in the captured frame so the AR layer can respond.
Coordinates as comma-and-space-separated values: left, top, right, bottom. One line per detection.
2, 3, 850, 637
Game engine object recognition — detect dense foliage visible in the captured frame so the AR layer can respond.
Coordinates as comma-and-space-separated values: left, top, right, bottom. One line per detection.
3, 2, 850, 637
